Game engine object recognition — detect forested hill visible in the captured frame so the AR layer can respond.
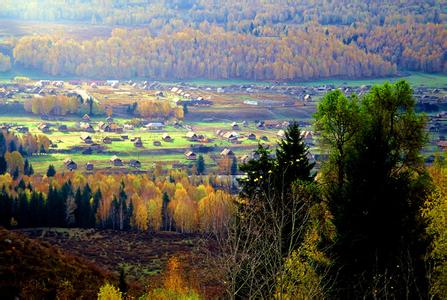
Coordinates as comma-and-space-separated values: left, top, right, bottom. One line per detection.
1, 0, 446, 27
0, 0, 445, 80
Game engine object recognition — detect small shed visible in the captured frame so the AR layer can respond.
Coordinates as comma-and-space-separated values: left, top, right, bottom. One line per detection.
185, 151, 197, 160
129, 160, 142, 168
134, 138, 143, 148
221, 148, 235, 157
162, 133, 173, 142
110, 155, 123, 166
64, 158, 78, 171
80, 134, 93, 144
82, 114, 91, 122
186, 131, 199, 141
231, 122, 240, 130
85, 162, 94, 171
247, 133, 257, 140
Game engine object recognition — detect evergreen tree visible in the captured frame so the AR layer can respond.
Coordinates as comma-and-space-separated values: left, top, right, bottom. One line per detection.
29, 191, 40, 227
0, 186, 12, 227
24, 159, 29, 175
119, 268, 127, 295
196, 154, 205, 175
81, 184, 92, 228
275, 122, 315, 188
161, 192, 170, 231
16, 192, 29, 228
46, 164, 56, 177
40, 144, 46, 153
231, 156, 238, 175
12, 167, 19, 180
18, 144, 26, 157
28, 164, 34, 176
0, 133, 6, 155
74, 188, 83, 227
17, 179, 26, 191
0, 156, 7, 175
91, 189, 101, 228
317, 81, 430, 298
8, 140, 16, 152
118, 181, 127, 231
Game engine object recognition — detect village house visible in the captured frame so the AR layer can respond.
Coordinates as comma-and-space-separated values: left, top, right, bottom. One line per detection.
145, 122, 165, 131
103, 136, 112, 144
260, 135, 268, 141
16, 126, 29, 133
437, 140, 447, 150
82, 114, 91, 122
64, 158, 78, 171
80, 122, 95, 133
155, 91, 164, 97
38, 123, 51, 133
58, 125, 68, 132
277, 130, 286, 138
134, 138, 143, 148
153, 140, 162, 146
111, 124, 124, 133
221, 148, 235, 158
247, 133, 257, 140
222, 131, 239, 143
231, 122, 240, 130
129, 160, 142, 168
162, 133, 173, 142
242, 121, 249, 127
121, 135, 129, 140
186, 131, 199, 142
110, 155, 123, 166
301, 131, 313, 144
185, 151, 197, 160
98, 122, 112, 132
80, 134, 93, 144
106, 116, 114, 124
85, 162, 94, 171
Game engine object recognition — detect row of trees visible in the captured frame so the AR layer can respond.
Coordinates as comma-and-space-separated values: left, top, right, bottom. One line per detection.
24, 95, 81, 116
12, 27, 396, 80
136, 100, 184, 120
0, 170, 233, 234
217, 81, 446, 299
0, 130, 51, 157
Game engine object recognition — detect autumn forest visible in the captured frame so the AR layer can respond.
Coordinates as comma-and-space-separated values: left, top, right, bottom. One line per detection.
0, 0, 445, 80
0, 1, 446, 300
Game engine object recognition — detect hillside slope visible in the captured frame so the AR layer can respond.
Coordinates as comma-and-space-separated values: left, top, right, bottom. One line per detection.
0, 228, 112, 299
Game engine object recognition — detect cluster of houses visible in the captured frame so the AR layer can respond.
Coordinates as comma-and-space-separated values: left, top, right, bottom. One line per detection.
63, 156, 142, 171
184, 147, 236, 161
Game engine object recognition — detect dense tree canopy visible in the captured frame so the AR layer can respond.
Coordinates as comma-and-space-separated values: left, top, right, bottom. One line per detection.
316, 80, 430, 298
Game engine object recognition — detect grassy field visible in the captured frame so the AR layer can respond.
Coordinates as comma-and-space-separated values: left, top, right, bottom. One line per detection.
0, 73, 444, 174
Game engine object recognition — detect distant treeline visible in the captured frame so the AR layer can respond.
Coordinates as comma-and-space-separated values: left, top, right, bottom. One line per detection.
12, 27, 396, 80
0, 0, 445, 27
